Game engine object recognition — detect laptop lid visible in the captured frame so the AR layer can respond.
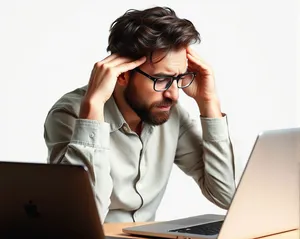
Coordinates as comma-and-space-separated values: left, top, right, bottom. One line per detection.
0, 162, 105, 239
218, 127, 300, 239
122, 127, 300, 239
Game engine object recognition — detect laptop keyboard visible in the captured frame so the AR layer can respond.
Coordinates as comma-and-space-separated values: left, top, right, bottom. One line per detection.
169, 220, 223, 235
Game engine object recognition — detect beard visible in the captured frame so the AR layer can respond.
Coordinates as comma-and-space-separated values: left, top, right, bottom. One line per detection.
124, 81, 176, 126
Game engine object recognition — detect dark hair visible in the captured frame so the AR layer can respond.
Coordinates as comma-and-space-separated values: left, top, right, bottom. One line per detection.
106, 6, 201, 62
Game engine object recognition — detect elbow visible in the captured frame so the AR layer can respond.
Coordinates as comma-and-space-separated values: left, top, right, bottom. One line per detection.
214, 183, 236, 210
203, 179, 236, 210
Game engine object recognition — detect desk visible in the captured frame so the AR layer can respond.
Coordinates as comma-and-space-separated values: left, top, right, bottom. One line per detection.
103, 223, 299, 239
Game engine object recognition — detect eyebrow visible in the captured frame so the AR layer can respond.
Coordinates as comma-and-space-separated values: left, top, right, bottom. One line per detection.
152, 68, 188, 78
152, 72, 176, 77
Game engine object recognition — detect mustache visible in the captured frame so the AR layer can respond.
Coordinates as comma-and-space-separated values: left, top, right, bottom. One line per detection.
153, 98, 176, 107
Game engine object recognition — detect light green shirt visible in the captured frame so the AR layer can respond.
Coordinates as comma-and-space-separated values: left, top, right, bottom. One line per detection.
43, 85, 236, 223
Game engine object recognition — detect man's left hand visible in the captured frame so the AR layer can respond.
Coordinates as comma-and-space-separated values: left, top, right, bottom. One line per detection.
183, 46, 222, 118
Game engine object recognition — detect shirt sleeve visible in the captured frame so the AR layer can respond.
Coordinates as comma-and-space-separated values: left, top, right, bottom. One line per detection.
44, 107, 113, 223
174, 106, 236, 209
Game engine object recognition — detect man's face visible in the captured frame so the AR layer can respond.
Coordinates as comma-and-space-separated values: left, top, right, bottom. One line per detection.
124, 48, 187, 125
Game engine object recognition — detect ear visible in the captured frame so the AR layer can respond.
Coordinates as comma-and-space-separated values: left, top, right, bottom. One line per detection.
117, 71, 130, 87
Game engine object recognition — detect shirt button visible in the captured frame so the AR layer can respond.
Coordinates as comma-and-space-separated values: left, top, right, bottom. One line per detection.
123, 125, 130, 133
89, 132, 95, 138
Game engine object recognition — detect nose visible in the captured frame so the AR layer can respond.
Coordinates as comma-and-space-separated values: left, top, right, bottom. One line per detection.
163, 80, 179, 101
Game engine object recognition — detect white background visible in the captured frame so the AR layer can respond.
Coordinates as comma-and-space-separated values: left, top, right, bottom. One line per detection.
0, 0, 299, 221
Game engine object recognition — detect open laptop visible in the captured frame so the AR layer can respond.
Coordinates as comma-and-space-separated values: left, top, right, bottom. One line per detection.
123, 127, 300, 239
0, 162, 109, 239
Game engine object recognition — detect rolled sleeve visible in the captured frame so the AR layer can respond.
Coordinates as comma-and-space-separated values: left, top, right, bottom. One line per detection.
201, 115, 229, 142
71, 119, 110, 149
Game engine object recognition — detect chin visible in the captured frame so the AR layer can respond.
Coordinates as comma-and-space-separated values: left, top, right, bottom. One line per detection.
149, 112, 170, 125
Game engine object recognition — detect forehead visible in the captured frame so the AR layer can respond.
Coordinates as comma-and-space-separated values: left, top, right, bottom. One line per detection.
142, 48, 187, 74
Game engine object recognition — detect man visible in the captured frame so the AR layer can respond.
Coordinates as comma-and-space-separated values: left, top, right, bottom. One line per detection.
44, 6, 236, 223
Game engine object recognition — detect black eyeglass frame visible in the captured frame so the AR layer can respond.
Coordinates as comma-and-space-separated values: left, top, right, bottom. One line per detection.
133, 67, 196, 92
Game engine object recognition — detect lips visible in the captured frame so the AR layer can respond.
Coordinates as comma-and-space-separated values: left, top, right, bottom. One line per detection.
154, 99, 174, 111
157, 104, 172, 108
156, 105, 172, 111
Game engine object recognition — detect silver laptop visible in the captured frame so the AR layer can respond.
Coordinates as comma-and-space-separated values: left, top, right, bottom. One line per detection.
0, 162, 108, 239
123, 127, 300, 239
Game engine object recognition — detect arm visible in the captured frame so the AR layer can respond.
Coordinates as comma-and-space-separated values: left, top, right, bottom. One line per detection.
175, 46, 236, 209
44, 107, 113, 223
174, 107, 236, 209
44, 54, 146, 222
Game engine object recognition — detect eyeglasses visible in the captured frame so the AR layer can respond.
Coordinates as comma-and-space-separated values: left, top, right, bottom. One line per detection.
133, 68, 196, 92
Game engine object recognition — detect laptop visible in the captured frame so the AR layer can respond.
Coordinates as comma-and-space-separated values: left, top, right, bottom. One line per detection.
0, 162, 108, 239
123, 127, 300, 239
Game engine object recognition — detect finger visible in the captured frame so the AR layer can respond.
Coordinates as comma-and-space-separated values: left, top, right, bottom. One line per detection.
187, 49, 208, 64
92, 54, 120, 74
92, 57, 145, 83
117, 56, 147, 74
99, 53, 119, 64
186, 46, 201, 59
186, 47, 211, 69
94, 56, 145, 81
187, 53, 210, 71
90, 54, 119, 78
90, 54, 124, 82
105, 56, 137, 68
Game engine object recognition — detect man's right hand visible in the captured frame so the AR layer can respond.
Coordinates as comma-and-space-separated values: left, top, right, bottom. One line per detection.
79, 54, 146, 121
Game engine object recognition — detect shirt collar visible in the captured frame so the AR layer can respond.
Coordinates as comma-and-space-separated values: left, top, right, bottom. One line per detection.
104, 96, 126, 132
81, 85, 155, 133
104, 96, 156, 133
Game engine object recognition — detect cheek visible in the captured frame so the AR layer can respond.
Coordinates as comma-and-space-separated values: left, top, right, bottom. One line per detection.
135, 80, 155, 99
136, 78, 154, 91
132, 77, 163, 106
